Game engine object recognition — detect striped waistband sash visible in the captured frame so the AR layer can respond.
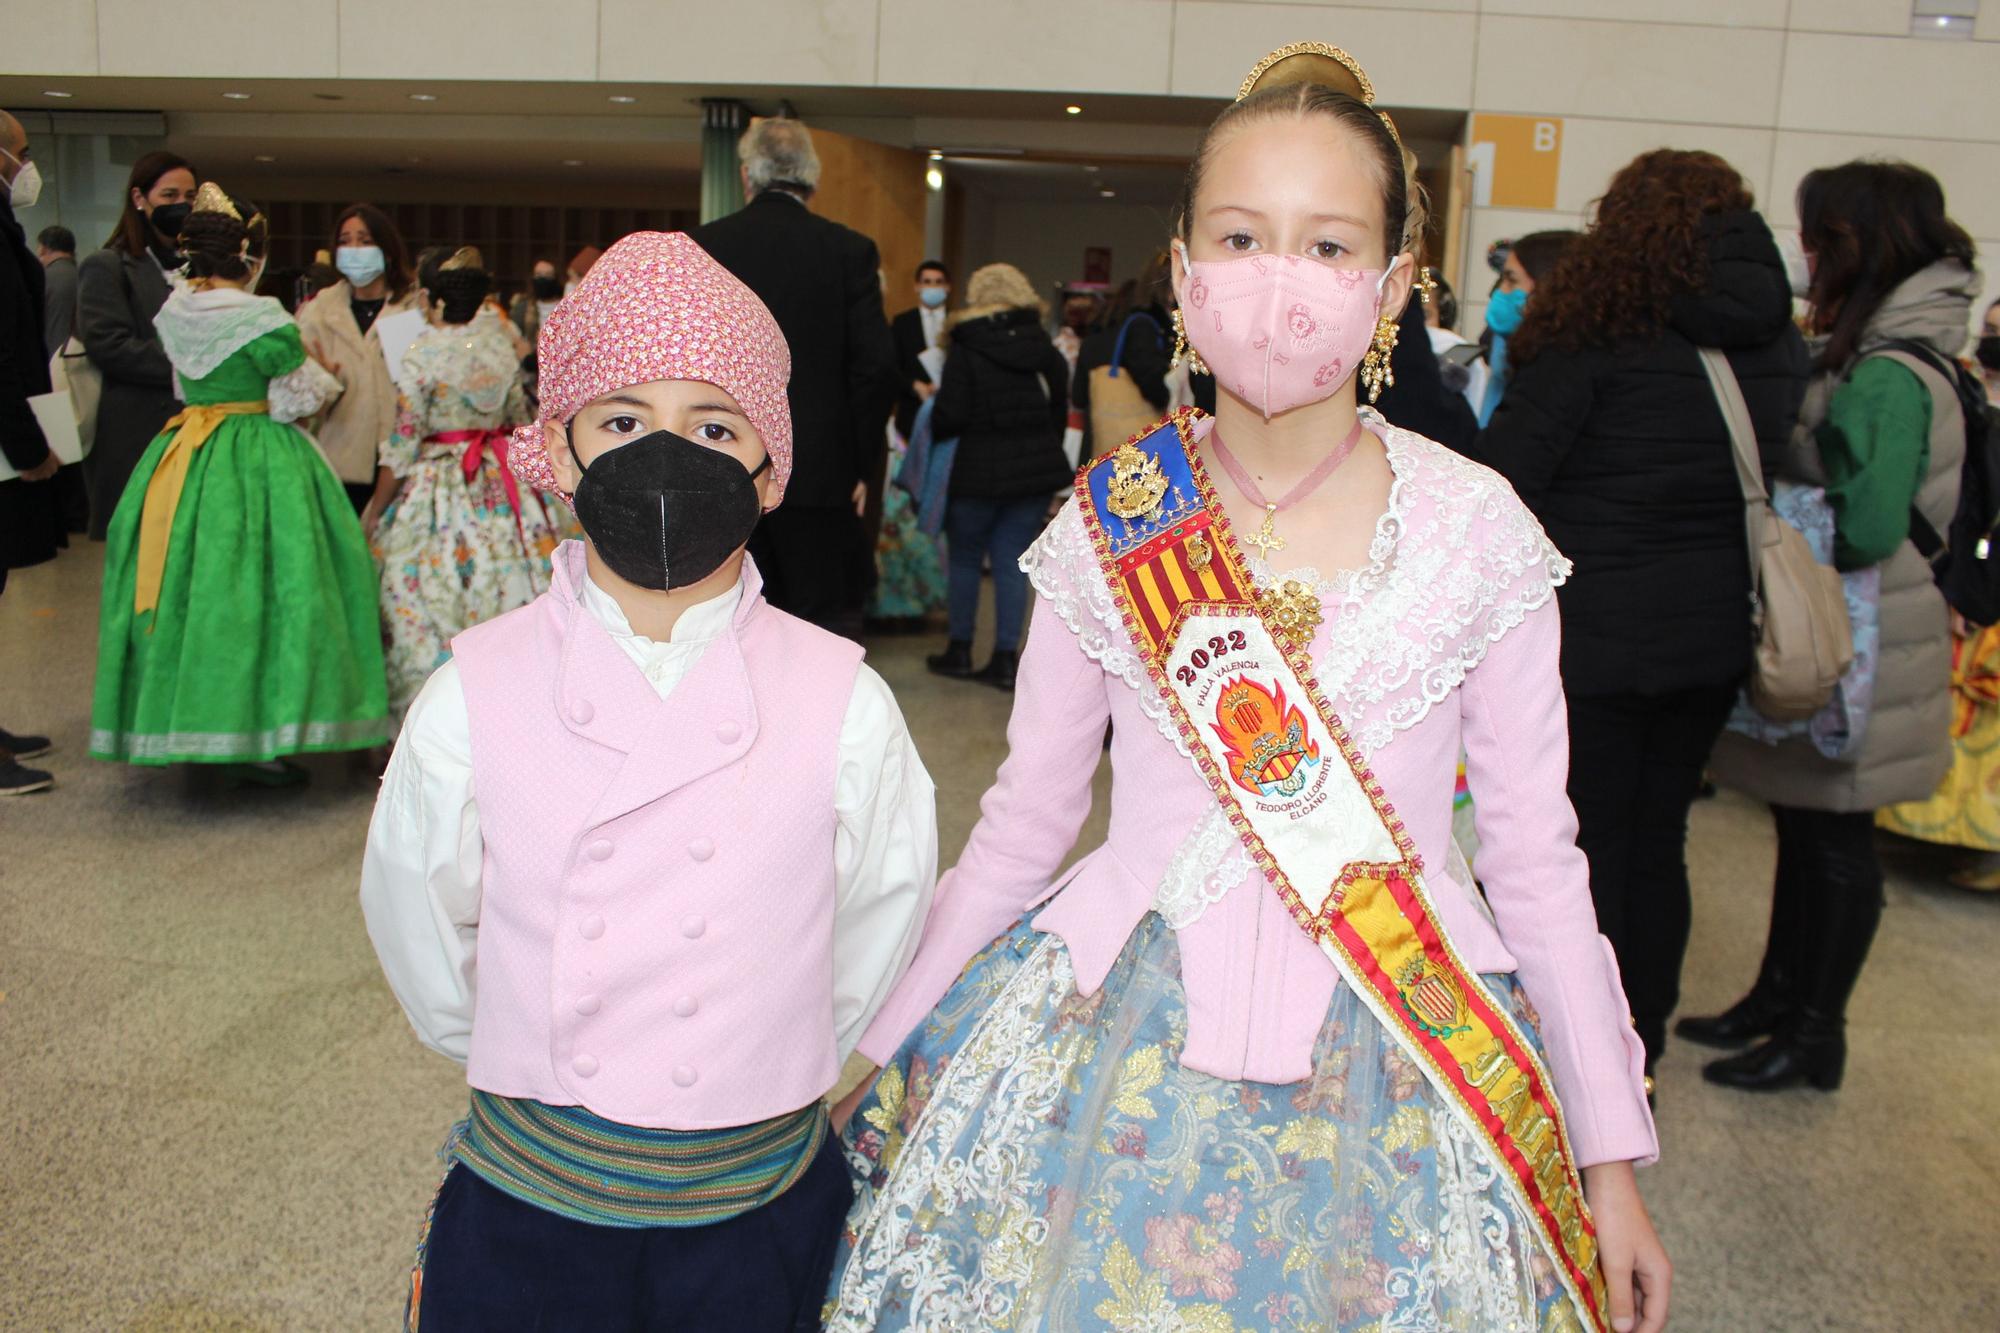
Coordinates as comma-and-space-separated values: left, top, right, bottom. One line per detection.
448, 1090, 828, 1229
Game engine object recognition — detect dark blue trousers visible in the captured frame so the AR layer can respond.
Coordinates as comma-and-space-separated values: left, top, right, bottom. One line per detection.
414, 1133, 853, 1332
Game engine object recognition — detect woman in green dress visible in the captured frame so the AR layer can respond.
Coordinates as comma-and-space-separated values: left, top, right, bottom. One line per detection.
90, 185, 388, 781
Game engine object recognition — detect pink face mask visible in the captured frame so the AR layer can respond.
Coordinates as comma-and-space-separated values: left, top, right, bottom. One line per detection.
1177, 244, 1395, 418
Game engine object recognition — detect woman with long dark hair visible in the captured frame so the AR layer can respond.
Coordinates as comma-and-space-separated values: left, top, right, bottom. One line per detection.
295, 202, 419, 511
1697, 162, 1978, 1091
76, 150, 196, 537
1473, 150, 1809, 1091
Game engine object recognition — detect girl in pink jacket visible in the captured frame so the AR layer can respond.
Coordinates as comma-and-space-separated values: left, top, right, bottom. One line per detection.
825, 42, 1670, 1333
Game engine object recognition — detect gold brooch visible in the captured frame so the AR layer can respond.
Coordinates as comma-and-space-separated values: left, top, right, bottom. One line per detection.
1106, 442, 1169, 520
1257, 578, 1323, 644
1186, 532, 1214, 569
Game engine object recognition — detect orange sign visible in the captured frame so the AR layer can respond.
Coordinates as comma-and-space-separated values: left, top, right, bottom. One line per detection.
1468, 114, 1564, 210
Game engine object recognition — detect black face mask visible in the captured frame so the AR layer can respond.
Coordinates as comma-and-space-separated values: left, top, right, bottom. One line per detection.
1979, 335, 2000, 374
532, 275, 563, 300
149, 201, 193, 245
569, 428, 769, 591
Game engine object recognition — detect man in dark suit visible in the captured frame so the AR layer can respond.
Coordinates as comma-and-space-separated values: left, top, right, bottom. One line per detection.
0, 110, 61, 793
693, 118, 901, 639
889, 260, 950, 441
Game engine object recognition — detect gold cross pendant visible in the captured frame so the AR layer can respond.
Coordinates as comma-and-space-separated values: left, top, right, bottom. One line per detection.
1242, 504, 1286, 557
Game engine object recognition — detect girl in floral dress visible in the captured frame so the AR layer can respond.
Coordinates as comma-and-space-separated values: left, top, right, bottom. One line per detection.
366, 249, 573, 717
825, 42, 1671, 1333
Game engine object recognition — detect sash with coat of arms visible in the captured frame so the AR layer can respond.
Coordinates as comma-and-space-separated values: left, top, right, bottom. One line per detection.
1077, 409, 1612, 1333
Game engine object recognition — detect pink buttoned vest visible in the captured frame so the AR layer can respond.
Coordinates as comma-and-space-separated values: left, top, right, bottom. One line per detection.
452, 546, 862, 1130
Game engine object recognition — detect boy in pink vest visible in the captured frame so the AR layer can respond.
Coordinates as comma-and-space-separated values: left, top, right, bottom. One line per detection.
360, 231, 938, 1332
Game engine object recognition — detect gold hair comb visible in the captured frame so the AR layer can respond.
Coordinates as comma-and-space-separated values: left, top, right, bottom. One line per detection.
1238, 40, 1401, 148
191, 181, 241, 220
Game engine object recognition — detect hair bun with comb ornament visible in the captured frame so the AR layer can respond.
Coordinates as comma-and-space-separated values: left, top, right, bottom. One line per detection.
1238, 41, 1401, 148
191, 181, 242, 220
440, 246, 484, 273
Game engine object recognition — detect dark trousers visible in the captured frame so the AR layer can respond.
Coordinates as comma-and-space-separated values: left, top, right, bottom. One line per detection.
416, 1133, 854, 1332
749, 504, 871, 641
944, 495, 1047, 652
1752, 804, 1884, 1023
342, 480, 374, 515
1565, 681, 1741, 1066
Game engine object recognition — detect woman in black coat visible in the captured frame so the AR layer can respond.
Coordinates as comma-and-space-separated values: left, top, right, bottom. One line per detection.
77, 151, 195, 539
1471, 149, 1809, 1086
926, 262, 1074, 691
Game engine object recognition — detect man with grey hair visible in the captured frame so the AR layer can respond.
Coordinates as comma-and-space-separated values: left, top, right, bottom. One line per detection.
694, 117, 901, 639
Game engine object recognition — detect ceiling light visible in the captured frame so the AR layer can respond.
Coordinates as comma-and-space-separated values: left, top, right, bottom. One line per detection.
1065, 104, 1083, 115
926, 165, 944, 191
608, 95, 638, 104
43, 90, 73, 99
928, 151, 943, 162
409, 93, 438, 103
253, 154, 277, 163
1083, 164, 1100, 173
222, 91, 252, 101
562, 159, 585, 167
1099, 189, 1117, 198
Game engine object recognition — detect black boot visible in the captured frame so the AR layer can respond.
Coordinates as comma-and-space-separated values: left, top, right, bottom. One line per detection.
1701, 1009, 1846, 1091
926, 640, 977, 679
975, 649, 1018, 692
1676, 810, 1811, 1048
1674, 985, 1794, 1049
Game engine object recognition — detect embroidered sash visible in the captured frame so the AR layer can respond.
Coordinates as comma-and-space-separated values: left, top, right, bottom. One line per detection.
1077, 409, 1611, 1332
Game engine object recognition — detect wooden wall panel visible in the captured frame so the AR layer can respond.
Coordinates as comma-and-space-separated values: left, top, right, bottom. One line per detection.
804, 126, 930, 320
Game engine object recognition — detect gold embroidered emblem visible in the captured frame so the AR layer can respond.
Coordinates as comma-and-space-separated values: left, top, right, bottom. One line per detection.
1185, 532, 1214, 569
1396, 956, 1473, 1039
1256, 578, 1323, 644
1106, 442, 1169, 520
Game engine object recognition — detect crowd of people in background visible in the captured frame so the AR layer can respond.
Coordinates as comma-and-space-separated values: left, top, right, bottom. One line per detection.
2, 96, 1996, 1111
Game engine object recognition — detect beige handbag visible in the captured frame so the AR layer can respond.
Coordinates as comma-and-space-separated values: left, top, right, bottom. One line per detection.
1087, 314, 1170, 459
1700, 347, 1852, 721
51, 336, 100, 456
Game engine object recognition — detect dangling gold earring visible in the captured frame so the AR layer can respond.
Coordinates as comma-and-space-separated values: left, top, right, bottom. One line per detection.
1360, 313, 1400, 404
1172, 307, 1210, 377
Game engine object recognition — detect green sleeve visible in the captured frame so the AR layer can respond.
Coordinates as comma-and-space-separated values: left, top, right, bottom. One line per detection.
247, 324, 307, 379
1815, 356, 1934, 571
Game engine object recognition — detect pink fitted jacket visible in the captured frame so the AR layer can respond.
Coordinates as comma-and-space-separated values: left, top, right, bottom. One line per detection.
858, 416, 1658, 1168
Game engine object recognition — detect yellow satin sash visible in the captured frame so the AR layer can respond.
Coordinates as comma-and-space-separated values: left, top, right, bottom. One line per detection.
134, 401, 268, 617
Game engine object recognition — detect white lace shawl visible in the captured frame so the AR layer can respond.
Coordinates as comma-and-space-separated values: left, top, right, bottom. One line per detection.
153, 285, 338, 423
1020, 416, 1570, 927
153, 285, 294, 379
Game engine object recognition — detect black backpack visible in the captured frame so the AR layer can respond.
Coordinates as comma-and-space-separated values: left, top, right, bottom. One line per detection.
1870, 338, 2000, 626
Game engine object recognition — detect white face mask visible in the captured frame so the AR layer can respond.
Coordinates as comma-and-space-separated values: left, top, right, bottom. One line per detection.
1775, 231, 1812, 300
4, 153, 42, 210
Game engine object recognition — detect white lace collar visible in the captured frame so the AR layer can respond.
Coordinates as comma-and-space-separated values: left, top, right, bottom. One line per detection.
1022, 415, 1568, 762
154, 284, 295, 380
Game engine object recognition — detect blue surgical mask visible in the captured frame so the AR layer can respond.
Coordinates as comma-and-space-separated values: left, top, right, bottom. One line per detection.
1485, 286, 1528, 336
918, 286, 947, 309
336, 244, 386, 288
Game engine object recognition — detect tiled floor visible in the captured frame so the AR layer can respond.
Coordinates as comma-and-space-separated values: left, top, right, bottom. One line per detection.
3, 544, 1996, 1331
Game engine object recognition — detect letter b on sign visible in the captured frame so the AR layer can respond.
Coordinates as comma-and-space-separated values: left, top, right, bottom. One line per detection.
1468, 114, 1564, 210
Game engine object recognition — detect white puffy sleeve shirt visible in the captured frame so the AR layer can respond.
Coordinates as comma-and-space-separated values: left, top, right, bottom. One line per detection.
360, 572, 939, 1069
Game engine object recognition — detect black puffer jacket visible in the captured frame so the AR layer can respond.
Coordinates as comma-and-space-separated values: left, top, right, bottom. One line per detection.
1471, 210, 1810, 697
934, 306, 1075, 501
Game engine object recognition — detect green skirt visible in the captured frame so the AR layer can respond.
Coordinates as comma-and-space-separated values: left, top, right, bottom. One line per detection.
91, 414, 389, 764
